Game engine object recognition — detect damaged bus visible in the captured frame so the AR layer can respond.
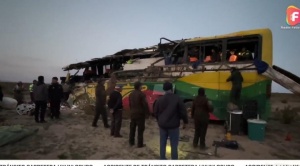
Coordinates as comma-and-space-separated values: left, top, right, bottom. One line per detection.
62, 28, 273, 121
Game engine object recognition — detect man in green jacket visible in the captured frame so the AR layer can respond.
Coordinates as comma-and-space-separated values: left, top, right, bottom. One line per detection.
226, 67, 244, 105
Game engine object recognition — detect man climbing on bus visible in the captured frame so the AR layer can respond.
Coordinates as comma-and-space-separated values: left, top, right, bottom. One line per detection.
226, 67, 244, 105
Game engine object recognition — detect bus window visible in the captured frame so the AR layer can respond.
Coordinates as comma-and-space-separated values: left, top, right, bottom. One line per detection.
187, 46, 200, 63
202, 42, 222, 63
226, 36, 261, 62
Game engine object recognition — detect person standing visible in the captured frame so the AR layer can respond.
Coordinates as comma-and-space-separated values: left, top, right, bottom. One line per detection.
33, 76, 48, 123
154, 81, 188, 160
129, 81, 149, 148
226, 67, 244, 105
108, 86, 123, 137
92, 79, 110, 128
191, 88, 213, 149
29, 80, 37, 103
13, 82, 25, 105
0, 85, 3, 102
62, 81, 70, 103
48, 77, 63, 119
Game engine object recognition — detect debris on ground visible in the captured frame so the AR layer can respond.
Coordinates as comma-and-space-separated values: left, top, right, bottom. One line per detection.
0, 125, 39, 147
0, 97, 18, 110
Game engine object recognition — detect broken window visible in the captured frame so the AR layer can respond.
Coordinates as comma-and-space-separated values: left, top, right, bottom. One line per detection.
225, 36, 261, 63
200, 41, 222, 63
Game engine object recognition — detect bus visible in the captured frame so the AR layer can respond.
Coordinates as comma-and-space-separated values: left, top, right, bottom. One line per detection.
63, 28, 272, 121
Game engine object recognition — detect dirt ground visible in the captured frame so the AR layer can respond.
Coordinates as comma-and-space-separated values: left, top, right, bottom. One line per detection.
1, 82, 300, 159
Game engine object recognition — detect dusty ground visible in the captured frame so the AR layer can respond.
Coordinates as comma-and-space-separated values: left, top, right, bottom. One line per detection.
1, 82, 300, 159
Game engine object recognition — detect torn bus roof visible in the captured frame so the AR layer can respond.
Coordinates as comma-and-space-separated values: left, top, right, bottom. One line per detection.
62, 45, 159, 71
62, 38, 187, 71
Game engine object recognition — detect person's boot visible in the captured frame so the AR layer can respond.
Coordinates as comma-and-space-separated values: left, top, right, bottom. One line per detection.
92, 124, 98, 127
200, 144, 208, 150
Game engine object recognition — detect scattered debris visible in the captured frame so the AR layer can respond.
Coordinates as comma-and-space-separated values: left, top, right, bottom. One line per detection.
0, 125, 39, 147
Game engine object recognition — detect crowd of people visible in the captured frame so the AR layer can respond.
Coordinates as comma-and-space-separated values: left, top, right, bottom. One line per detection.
92, 72, 241, 160
12, 76, 70, 123
0, 66, 243, 160
92, 67, 243, 160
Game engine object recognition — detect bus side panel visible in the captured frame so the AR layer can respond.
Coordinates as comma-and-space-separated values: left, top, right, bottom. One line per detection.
177, 71, 271, 121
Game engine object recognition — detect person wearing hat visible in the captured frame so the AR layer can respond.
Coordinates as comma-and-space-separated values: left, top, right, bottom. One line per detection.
33, 76, 48, 123
129, 81, 149, 148
191, 88, 213, 149
108, 85, 123, 137
154, 81, 188, 160
92, 79, 110, 128
48, 77, 63, 119
226, 67, 244, 105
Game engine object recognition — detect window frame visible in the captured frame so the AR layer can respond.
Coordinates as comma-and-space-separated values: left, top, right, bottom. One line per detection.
224, 35, 262, 63
184, 34, 262, 64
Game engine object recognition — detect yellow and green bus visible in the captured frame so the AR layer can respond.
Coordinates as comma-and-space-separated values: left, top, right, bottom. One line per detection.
64, 28, 273, 121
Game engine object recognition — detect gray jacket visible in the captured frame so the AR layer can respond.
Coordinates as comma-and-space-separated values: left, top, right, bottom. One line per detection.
33, 84, 48, 101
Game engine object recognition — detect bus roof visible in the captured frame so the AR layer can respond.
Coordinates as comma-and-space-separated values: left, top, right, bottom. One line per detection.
185, 28, 272, 43
62, 28, 272, 71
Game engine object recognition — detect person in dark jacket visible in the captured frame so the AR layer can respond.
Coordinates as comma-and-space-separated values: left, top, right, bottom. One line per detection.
154, 81, 188, 160
191, 88, 213, 149
0, 85, 3, 102
129, 81, 149, 148
92, 79, 110, 128
13, 81, 25, 105
48, 77, 63, 119
226, 67, 244, 105
33, 76, 48, 123
108, 85, 123, 137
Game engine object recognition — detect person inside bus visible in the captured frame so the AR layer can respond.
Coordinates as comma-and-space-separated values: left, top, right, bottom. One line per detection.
238, 47, 252, 61
204, 49, 217, 63
229, 50, 238, 62
112, 57, 121, 71
163, 48, 172, 65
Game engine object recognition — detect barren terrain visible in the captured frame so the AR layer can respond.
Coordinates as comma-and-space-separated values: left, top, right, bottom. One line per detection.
1, 82, 300, 159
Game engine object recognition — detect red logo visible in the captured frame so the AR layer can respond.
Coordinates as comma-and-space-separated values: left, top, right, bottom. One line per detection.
286, 6, 300, 26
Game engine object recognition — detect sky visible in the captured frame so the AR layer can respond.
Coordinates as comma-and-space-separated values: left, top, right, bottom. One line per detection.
0, 0, 299, 93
